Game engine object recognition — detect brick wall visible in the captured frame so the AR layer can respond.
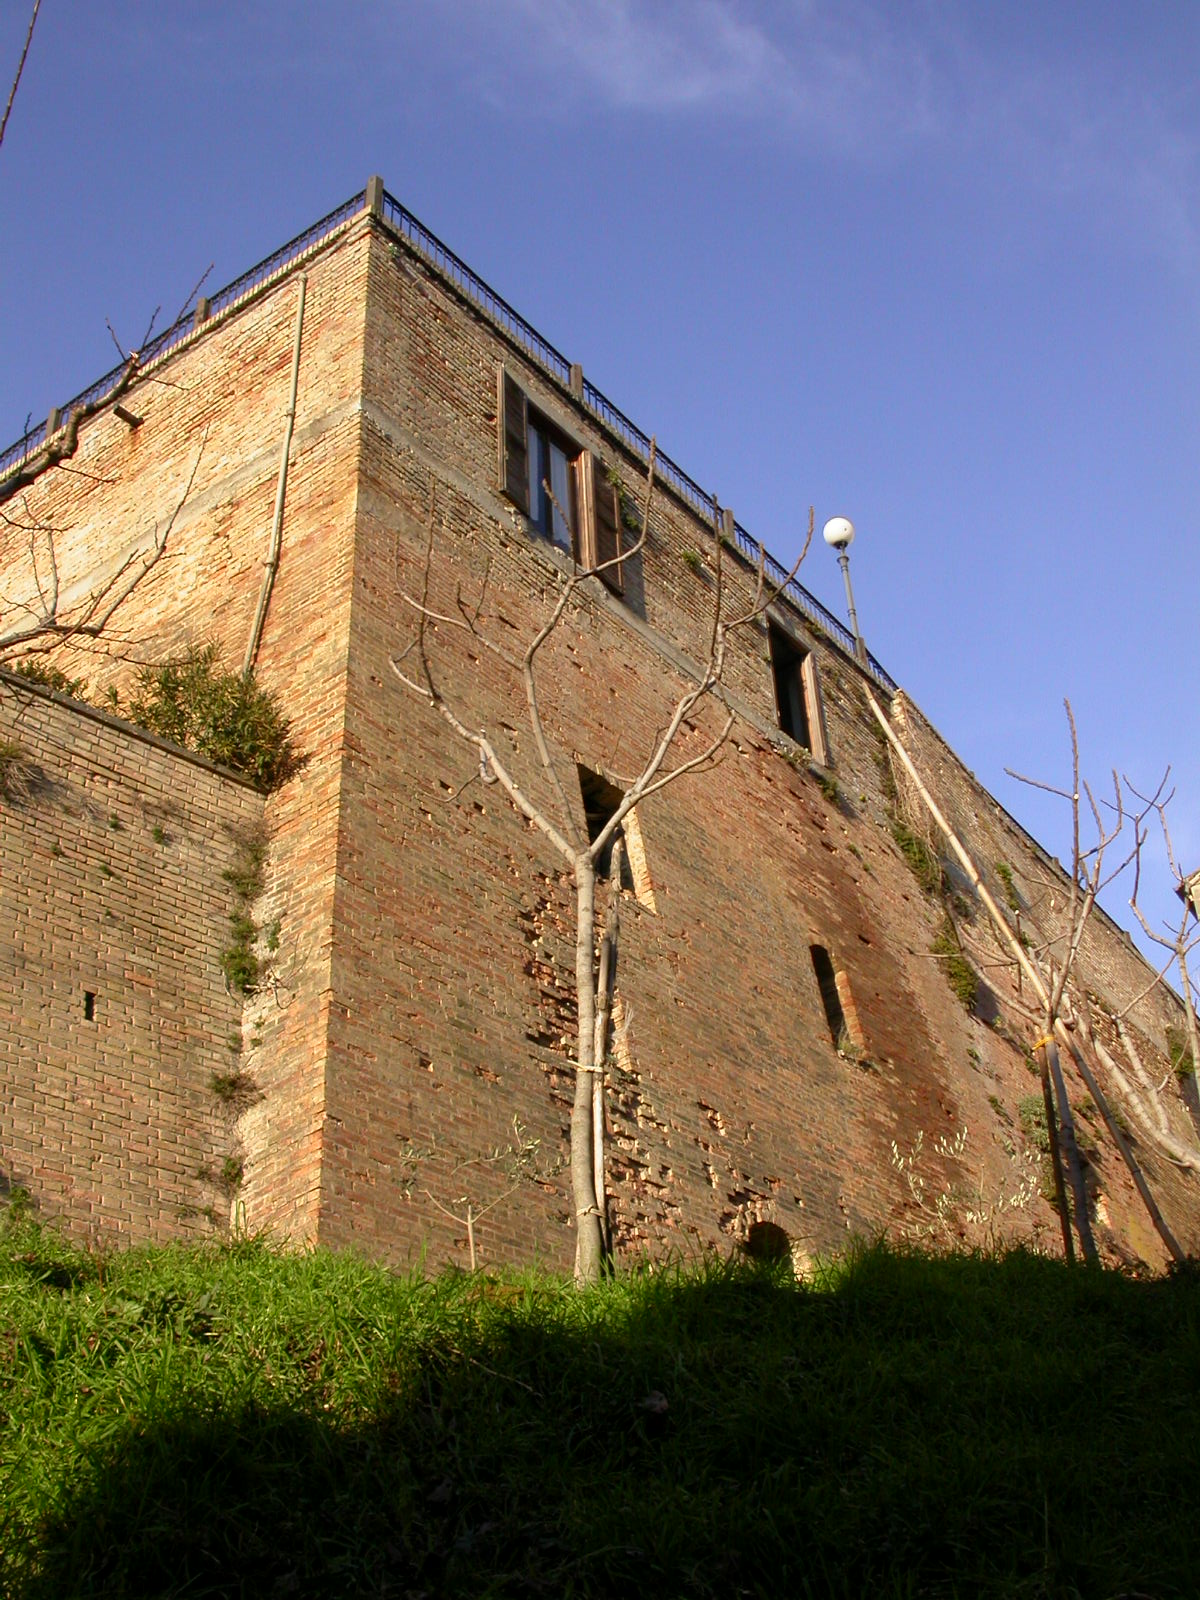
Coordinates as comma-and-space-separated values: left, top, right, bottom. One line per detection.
0, 219, 374, 1243
315, 225, 1200, 1271
2, 202, 1197, 1270
0, 675, 263, 1240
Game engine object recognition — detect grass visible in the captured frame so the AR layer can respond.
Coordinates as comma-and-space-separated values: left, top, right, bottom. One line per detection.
2, 1216, 1200, 1598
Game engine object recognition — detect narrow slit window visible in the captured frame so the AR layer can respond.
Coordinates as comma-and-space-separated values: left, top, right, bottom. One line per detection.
83, 990, 96, 1022
810, 946, 846, 1050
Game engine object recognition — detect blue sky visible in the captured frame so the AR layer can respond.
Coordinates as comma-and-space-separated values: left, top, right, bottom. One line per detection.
2, 1, 1197, 971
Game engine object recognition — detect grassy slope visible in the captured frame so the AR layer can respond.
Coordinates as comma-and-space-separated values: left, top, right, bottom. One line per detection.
1, 1217, 1198, 1599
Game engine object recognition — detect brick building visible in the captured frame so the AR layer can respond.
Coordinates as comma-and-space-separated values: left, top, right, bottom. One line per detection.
2, 179, 1197, 1270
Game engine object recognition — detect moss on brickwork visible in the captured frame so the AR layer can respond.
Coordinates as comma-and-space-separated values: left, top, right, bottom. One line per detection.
931, 919, 979, 1013
220, 829, 268, 995
892, 818, 947, 897
1167, 1025, 1195, 1080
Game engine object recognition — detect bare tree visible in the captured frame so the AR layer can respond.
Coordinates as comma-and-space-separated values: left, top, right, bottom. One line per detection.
391, 454, 811, 1283
0, 253, 212, 513
1068, 775, 1200, 1163
0, 271, 213, 666
416, 1118, 560, 1273
1, 357, 142, 511
868, 689, 1185, 1264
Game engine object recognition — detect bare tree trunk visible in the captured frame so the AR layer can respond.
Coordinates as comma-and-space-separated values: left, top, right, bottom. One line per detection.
1046, 1039, 1097, 1262
0, 0, 41, 152
391, 457, 811, 1286
592, 837, 623, 1261
572, 856, 604, 1284
1109, 1014, 1171, 1138
1177, 945, 1200, 1137
1040, 1050, 1075, 1263
1061, 1029, 1186, 1258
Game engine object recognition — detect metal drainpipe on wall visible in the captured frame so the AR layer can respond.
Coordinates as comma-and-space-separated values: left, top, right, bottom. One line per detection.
243, 273, 307, 678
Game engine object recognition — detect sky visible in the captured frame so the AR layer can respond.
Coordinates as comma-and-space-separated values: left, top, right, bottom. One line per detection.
1, 0, 1197, 978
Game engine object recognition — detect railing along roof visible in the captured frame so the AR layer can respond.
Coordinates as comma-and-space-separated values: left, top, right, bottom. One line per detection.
1, 182, 897, 693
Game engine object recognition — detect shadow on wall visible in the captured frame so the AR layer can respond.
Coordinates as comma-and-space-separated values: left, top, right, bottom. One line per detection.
7, 1244, 1199, 1599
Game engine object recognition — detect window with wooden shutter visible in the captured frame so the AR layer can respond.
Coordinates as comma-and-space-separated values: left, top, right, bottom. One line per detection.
496, 369, 639, 608
768, 619, 830, 766
579, 452, 623, 594
497, 366, 529, 515
801, 652, 830, 767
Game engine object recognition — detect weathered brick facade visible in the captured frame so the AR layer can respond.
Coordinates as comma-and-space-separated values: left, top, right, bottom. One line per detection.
3, 185, 1197, 1270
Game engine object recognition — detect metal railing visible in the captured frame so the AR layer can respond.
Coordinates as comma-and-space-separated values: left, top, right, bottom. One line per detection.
1, 182, 898, 692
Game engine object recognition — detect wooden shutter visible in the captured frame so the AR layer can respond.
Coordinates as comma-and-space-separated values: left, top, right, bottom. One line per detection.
587, 452, 623, 594
497, 366, 529, 514
802, 653, 830, 767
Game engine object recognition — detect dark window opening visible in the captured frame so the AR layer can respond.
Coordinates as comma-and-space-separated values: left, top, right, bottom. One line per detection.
810, 945, 846, 1050
578, 765, 635, 890
769, 623, 811, 749
83, 990, 96, 1022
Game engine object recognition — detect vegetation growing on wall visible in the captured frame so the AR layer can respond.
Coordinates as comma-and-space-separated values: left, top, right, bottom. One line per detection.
209, 1069, 264, 1111
1167, 1025, 1195, 1080
127, 645, 300, 792
219, 829, 269, 995
0, 737, 33, 801
10, 659, 88, 698
931, 918, 979, 1013
9, 644, 301, 793
1018, 1094, 1060, 1205
995, 861, 1021, 913
893, 818, 947, 896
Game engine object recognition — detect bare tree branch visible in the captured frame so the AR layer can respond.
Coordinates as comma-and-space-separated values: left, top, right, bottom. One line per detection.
0, 429, 208, 655
0, 356, 141, 507
869, 688, 1186, 1264
0, 0, 40, 151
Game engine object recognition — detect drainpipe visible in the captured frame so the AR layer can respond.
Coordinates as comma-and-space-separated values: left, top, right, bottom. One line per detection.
243, 273, 307, 678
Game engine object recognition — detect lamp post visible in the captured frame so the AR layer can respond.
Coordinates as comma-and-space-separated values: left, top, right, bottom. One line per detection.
823, 516, 866, 665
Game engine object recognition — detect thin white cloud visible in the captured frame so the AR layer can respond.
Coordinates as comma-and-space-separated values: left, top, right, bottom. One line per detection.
492, 0, 940, 154
442, 0, 1200, 271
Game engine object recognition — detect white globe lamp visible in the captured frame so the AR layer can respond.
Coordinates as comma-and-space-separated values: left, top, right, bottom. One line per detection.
822, 516, 855, 551
822, 515, 865, 663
